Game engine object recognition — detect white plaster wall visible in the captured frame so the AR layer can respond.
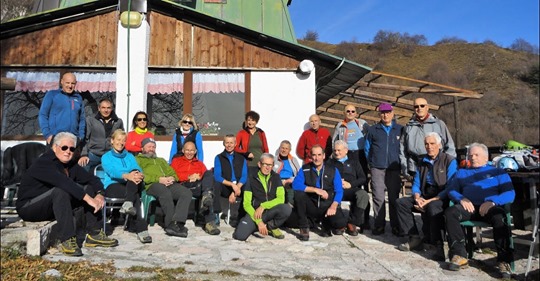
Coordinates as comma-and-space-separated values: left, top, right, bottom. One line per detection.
115, 19, 150, 124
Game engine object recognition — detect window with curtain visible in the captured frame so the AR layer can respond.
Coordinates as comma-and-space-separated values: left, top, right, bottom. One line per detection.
146, 72, 184, 135
2, 71, 116, 136
192, 72, 245, 136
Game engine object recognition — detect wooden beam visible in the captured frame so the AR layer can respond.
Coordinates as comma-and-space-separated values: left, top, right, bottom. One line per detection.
1, 77, 16, 91
343, 88, 441, 110
364, 71, 483, 98
328, 98, 415, 117
317, 107, 381, 122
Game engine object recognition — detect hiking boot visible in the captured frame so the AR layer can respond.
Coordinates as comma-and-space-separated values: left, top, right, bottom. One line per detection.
269, 228, 285, 239
200, 192, 213, 213
298, 228, 309, 241
397, 236, 423, 251
432, 243, 446, 261
372, 226, 385, 235
137, 231, 152, 244
119, 201, 136, 216
58, 236, 83, 257
332, 228, 345, 236
84, 229, 119, 247
497, 261, 512, 279
165, 221, 188, 237
448, 255, 468, 271
320, 227, 332, 237
204, 222, 221, 235
391, 226, 401, 236
229, 217, 239, 228
346, 223, 359, 236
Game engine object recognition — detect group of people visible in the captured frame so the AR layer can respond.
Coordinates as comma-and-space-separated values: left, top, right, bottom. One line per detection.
15, 72, 515, 278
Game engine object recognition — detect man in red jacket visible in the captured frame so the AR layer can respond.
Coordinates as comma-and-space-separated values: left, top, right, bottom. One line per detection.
296, 114, 332, 164
171, 141, 220, 235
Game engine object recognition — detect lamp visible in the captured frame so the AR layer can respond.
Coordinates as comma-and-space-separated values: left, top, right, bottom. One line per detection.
297, 59, 315, 75
120, 11, 143, 28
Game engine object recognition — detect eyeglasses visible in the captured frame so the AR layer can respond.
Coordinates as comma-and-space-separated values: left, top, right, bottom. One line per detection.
414, 104, 427, 109
346, 110, 356, 113
182, 120, 194, 125
57, 145, 76, 152
137, 118, 148, 122
260, 162, 274, 167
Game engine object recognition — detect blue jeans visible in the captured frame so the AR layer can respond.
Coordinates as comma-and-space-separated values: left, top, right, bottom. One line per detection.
84, 152, 102, 173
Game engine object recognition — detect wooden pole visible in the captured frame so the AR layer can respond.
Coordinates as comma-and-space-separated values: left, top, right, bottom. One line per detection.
453, 96, 460, 148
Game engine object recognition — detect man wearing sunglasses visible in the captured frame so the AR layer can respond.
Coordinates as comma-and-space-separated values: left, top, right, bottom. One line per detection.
39, 73, 85, 146
400, 98, 455, 179
16, 132, 118, 257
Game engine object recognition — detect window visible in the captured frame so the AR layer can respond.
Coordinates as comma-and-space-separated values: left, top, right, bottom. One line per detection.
192, 72, 245, 136
2, 71, 116, 136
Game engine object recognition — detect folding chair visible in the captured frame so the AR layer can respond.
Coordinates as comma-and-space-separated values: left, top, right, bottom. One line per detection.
94, 164, 129, 232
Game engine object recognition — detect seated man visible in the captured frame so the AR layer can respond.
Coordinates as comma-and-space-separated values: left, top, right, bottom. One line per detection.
273, 140, 300, 207
445, 143, 515, 278
16, 132, 118, 257
395, 132, 457, 261
233, 153, 292, 241
136, 138, 193, 237
328, 140, 369, 236
171, 141, 220, 235
213, 134, 248, 227
292, 145, 347, 241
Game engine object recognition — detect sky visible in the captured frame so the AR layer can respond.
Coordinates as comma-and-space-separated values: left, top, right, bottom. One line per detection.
288, 0, 540, 48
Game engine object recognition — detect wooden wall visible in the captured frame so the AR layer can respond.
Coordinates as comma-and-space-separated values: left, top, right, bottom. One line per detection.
0, 11, 118, 67
148, 12, 299, 69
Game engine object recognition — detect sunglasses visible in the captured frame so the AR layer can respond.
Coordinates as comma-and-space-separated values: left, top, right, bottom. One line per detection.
414, 104, 427, 109
346, 110, 356, 113
57, 145, 76, 152
182, 120, 194, 125
137, 118, 148, 122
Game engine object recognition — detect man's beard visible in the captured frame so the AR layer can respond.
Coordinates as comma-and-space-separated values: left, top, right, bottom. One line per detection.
142, 151, 156, 158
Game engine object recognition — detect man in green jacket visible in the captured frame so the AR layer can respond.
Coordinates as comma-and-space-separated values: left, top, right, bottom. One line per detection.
232, 153, 292, 241
136, 138, 192, 237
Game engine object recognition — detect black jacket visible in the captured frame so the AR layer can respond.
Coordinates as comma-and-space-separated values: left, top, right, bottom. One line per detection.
16, 149, 103, 210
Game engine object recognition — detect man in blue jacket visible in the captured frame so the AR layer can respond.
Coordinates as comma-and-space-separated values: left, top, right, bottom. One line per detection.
365, 103, 403, 236
445, 143, 515, 278
39, 73, 85, 145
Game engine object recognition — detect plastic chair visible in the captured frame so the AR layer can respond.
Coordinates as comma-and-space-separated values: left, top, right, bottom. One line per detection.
141, 189, 157, 226
458, 203, 515, 272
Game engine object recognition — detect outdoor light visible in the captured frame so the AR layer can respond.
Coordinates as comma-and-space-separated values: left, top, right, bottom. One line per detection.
298, 59, 315, 75
120, 11, 143, 28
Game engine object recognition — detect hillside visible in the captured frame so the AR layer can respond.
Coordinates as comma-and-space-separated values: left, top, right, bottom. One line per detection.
301, 39, 540, 147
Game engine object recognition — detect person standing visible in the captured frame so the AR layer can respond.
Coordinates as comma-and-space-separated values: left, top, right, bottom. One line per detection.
78, 98, 124, 173
365, 103, 403, 236
400, 97, 456, 178
235, 111, 269, 167
125, 111, 154, 154
169, 113, 204, 163
39, 72, 85, 145
16, 132, 118, 257
296, 114, 332, 164
233, 153, 292, 241
273, 140, 301, 206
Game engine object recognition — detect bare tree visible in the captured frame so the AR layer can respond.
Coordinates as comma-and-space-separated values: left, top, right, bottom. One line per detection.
303, 30, 319, 41
1, 0, 34, 23
510, 38, 538, 54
